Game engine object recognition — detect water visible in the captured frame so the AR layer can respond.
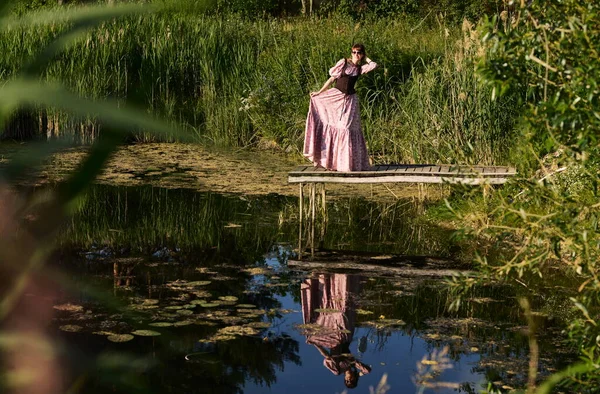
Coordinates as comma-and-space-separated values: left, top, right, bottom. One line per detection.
44, 185, 574, 394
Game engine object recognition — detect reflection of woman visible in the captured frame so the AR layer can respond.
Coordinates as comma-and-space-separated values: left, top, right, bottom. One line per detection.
301, 273, 371, 389
303, 44, 378, 172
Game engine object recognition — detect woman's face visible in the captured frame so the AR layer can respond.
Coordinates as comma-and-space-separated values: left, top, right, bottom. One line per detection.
351, 48, 364, 63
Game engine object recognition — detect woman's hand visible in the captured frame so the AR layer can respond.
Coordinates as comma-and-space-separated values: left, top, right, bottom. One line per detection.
310, 91, 320, 97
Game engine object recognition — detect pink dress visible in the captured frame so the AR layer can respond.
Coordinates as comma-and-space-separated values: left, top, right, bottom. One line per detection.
301, 273, 371, 376
303, 58, 378, 172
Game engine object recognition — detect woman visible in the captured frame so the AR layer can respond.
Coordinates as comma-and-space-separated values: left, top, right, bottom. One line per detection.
300, 273, 372, 389
303, 44, 378, 172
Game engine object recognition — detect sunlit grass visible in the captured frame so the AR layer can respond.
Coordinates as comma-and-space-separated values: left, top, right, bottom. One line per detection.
0, 11, 518, 165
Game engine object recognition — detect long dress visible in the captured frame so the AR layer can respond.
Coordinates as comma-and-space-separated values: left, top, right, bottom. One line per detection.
303, 58, 378, 172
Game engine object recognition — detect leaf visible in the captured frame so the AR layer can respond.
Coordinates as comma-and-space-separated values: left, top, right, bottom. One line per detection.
131, 330, 161, 337
59, 325, 83, 332
173, 320, 194, 327
218, 296, 238, 302
176, 309, 194, 316
53, 303, 84, 312
198, 303, 220, 308
148, 322, 173, 328
187, 281, 212, 287
107, 334, 134, 343
236, 304, 256, 308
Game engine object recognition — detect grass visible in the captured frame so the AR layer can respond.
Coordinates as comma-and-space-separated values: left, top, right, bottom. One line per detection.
0, 10, 520, 165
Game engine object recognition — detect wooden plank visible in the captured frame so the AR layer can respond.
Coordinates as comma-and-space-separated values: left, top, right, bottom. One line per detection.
289, 164, 516, 180
288, 174, 510, 185
290, 170, 512, 179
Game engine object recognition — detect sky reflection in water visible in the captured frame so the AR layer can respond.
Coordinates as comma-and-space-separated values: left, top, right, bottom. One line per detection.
48, 186, 573, 394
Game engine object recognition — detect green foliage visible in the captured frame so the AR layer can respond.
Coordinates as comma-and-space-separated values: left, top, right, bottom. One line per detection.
0, 13, 519, 164
452, 0, 600, 391
0, 2, 186, 391
318, 0, 504, 21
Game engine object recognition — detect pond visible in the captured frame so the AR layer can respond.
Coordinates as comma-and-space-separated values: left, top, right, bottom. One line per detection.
44, 185, 575, 394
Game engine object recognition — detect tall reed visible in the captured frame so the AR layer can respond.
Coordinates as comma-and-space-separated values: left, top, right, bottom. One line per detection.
0, 11, 519, 164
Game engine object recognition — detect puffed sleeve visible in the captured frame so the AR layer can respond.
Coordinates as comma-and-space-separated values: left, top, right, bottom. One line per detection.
329, 59, 346, 79
361, 60, 378, 74
354, 360, 372, 375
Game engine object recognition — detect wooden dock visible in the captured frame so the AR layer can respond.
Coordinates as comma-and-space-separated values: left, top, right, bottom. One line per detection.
288, 164, 516, 185
289, 163, 516, 260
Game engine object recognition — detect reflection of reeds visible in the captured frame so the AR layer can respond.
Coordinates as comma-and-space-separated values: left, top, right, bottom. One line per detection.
58, 185, 456, 257
59, 185, 294, 259
414, 346, 459, 393
1, 13, 517, 165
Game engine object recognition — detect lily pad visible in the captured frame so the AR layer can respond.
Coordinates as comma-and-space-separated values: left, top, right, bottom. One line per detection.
236, 304, 256, 309
54, 304, 84, 312
356, 309, 374, 315
107, 334, 134, 343
165, 305, 184, 310
148, 322, 173, 327
199, 303, 220, 308
139, 305, 159, 310
218, 296, 239, 302
192, 291, 212, 298
244, 267, 271, 275
364, 319, 406, 329
92, 331, 116, 336
142, 299, 160, 305
237, 308, 265, 315
200, 334, 236, 343
59, 325, 83, 332
187, 281, 211, 287
218, 325, 259, 336
173, 320, 194, 327
176, 309, 194, 316
194, 320, 218, 326
132, 330, 161, 337
215, 316, 247, 325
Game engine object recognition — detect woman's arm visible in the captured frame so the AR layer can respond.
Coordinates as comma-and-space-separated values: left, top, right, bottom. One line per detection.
311, 76, 336, 96
361, 57, 378, 74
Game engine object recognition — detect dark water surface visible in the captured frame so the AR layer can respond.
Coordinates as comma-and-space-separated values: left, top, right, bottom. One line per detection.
49, 185, 574, 394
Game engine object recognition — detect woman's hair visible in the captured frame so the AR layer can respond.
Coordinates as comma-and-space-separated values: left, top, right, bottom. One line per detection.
352, 43, 366, 55
344, 369, 359, 389
350, 43, 367, 65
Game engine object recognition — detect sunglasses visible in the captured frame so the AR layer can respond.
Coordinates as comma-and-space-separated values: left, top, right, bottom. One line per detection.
352, 51, 364, 55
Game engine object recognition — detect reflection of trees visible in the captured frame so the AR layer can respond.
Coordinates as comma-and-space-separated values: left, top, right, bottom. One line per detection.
58, 184, 295, 262
148, 336, 300, 394
356, 275, 577, 389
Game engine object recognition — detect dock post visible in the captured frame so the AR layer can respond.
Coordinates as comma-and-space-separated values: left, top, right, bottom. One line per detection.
319, 183, 327, 248
298, 183, 303, 260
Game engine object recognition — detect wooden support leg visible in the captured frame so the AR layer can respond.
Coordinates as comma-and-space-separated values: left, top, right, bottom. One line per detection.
299, 183, 303, 260
319, 183, 327, 248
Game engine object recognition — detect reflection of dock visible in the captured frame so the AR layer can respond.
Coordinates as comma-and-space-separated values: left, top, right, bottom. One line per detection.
289, 164, 516, 259
289, 250, 469, 277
